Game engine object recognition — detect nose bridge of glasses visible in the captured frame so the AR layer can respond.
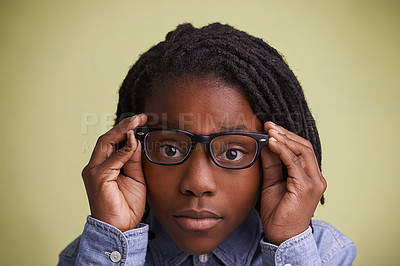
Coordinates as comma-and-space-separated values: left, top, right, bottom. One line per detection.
192, 134, 211, 143
191, 135, 212, 152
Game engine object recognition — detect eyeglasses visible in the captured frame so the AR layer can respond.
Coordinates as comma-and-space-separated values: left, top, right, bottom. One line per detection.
135, 127, 269, 169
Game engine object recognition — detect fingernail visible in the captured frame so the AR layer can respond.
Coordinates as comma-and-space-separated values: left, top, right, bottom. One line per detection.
270, 129, 279, 134
269, 137, 277, 142
269, 121, 275, 125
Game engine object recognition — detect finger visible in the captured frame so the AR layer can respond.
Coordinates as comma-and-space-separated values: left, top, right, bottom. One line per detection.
267, 125, 326, 187
267, 136, 308, 183
268, 132, 326, 192
260, 147, 286, 216
266, 136, 325, 202
123, 131, 146, 184
260, 147, 282, 187
89, 114, 147, 166
117, 131, 146, 201
268, 128, 320, 177
264, 121, 312, 149
92, 129, 141, 183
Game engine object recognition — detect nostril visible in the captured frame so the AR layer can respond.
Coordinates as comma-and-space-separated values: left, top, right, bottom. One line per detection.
184, 189, 214, 197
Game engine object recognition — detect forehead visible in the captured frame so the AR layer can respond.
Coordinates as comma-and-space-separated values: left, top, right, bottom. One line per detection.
142, 78, 263, 134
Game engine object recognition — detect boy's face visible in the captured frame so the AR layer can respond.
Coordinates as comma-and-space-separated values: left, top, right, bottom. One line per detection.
142, 77, 263, 255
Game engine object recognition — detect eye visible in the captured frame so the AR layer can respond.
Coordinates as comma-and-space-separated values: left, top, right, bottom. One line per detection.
218, 148, 246, 161
157, 144, 184, 158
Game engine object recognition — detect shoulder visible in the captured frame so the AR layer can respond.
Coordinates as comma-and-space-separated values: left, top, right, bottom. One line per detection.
312, 220, 356, 265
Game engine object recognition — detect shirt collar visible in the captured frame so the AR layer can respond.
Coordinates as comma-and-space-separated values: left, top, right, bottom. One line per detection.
147, 213, 189, 265
148, 209, 263, 265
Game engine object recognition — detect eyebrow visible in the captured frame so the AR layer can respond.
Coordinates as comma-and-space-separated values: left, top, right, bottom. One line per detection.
153, 120, 181, 129
152, 120, 249, 133
218, 125, 249, 132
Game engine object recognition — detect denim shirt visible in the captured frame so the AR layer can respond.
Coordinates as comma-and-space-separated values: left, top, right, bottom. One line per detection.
59, 210, 356, 265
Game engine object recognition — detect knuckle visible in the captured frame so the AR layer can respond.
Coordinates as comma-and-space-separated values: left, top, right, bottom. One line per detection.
96, 135, 117, 154
116, 116, 134, 131
320, 176, 328, 191
97, 134, 107, 144
290, 153, 302, 166
87, 167, 99, 179
122, 116, 133, 125
81, 165, 89, 179
303, 139, 313, 149
116, 146, 131, 158
310, 179, 327, 197
95, 135, 108, 150
100, 168, 119, 179
303, 179, 314, 192
82, 165, 98, 184
303, 145, 314, 155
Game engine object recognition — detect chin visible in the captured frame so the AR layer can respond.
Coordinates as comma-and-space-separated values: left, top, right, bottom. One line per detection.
176, 237, 221, 255
168, 228, 226, 255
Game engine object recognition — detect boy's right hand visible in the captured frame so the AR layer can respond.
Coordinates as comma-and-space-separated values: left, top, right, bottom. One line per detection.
81, 114, 147, 232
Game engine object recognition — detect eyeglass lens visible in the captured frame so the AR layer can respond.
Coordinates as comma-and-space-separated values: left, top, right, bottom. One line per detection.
143, 131, 258, 168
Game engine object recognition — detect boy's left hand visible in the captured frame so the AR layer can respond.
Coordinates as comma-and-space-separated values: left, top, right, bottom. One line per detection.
260, 122, 327, 245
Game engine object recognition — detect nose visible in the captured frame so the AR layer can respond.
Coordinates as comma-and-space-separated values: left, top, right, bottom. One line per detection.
179, 143, 217, 197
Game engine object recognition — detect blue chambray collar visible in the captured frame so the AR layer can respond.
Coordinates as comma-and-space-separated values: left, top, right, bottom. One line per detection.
147, 209, 263, 266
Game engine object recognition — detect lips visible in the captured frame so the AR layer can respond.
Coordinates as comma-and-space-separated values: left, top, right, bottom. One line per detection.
173, 210, 223, 231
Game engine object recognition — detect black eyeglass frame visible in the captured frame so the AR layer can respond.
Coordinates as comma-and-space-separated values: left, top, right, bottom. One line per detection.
135, 126, 269, 170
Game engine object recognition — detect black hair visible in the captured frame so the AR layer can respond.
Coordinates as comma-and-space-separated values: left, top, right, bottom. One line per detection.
115, 23, 324, 206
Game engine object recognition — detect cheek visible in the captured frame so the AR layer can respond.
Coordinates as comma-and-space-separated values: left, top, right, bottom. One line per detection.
221, 162, 261, 213
143, 161, 181, 211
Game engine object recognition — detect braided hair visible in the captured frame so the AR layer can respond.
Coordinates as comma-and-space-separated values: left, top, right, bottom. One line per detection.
115, 22, 324, 205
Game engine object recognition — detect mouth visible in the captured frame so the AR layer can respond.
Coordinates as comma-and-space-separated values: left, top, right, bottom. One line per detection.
173, 210, 223, 231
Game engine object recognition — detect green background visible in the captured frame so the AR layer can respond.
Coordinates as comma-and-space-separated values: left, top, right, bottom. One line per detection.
1, 0, 399, 265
